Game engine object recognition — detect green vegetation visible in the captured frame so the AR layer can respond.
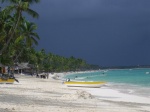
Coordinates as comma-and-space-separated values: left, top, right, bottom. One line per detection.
0, 0, 100, 72
26, 49, 100, 72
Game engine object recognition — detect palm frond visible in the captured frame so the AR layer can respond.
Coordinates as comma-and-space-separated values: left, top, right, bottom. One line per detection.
26, 8, 39, 18
31, 36, 38, 45
2, 5, 15, 15
22, 0, 40, 4
30, 32, 40, 40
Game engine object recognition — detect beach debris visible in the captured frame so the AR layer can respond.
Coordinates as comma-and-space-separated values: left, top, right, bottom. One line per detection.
12, 107, 15, 110
61, 90, 93, 100
76, 90, 93, 99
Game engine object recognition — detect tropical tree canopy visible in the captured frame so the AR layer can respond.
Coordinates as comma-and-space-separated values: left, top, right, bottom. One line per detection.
0, 0, 40, 66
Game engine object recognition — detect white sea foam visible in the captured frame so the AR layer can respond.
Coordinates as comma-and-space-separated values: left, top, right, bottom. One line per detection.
75, 77, 87, 80
77, 86, 150, 104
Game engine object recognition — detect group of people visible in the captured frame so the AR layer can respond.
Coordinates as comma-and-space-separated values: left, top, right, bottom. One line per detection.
36, 73, 49, 79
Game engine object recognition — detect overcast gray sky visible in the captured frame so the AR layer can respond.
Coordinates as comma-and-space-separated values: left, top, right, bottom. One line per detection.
30, 0, 150, 66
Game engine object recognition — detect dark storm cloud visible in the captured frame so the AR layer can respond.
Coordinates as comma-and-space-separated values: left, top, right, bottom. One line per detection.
31, 0, 150, 66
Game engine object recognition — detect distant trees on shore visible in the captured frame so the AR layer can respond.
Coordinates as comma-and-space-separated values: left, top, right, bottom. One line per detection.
19, 48, 100, 72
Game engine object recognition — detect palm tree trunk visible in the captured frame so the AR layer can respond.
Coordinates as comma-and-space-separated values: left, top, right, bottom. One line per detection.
14, 49, 23, 62
0, 9, 22, 55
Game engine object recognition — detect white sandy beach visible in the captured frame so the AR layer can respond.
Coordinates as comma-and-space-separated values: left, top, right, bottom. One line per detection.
0, 73, 150, 112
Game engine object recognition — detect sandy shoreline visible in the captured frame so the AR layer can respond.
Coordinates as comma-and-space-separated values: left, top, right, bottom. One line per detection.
0, 73, 150, 112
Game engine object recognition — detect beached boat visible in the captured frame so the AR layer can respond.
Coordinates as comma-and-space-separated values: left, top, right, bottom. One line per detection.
0, 74, 19, 84
64, 81, 106, 88
0, 78, 15, 84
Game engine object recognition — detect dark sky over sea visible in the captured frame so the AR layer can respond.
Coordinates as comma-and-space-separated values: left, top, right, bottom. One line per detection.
10, 0, 150, 66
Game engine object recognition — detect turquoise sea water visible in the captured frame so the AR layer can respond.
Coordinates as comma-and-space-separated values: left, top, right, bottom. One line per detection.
64, 68, 150, 96
64, 68, 150, 87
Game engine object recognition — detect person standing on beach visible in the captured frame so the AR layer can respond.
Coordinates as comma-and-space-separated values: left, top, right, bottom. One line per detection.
7, 66, 10, 75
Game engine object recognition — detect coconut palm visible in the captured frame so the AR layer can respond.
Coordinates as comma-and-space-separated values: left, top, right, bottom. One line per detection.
10, 19, 40, 64
0, 9, 13, 46
19, 20, 40, 47
0, 0, 40, 55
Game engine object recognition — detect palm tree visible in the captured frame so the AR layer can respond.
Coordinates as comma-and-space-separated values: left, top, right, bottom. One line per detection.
0, 9, 13, 47
0, 0, 40, 55
19, 20, 40, 47
10, 19, 40, 64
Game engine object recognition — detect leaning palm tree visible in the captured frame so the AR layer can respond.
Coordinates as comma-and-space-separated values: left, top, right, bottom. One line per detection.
0, 9, 13, 46
0, 9, 15, 65
0, 0, 40, 55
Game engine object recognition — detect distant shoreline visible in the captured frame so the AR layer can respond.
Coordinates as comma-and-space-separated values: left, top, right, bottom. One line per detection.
100, 65, 150, 69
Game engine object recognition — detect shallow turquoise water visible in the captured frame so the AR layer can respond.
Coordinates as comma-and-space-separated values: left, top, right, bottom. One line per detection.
64, 68, 150, 97
64, 68, 150, 87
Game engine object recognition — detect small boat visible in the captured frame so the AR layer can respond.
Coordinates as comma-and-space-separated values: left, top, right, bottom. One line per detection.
0, 74, 19, 84
0, 78, 15, 84
64, 81, 106, 88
